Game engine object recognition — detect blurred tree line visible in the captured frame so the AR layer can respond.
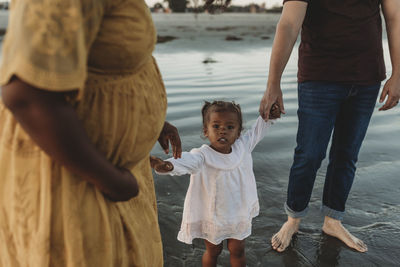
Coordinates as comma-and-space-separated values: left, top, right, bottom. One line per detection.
167, 0, 188, 12
153, 0, 282, 13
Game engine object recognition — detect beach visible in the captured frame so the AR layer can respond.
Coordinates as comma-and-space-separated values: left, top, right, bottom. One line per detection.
1, 11, 399, 267
150, 13, 400, 266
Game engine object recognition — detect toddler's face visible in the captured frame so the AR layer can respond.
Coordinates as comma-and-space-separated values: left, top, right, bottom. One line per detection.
204, 111, 240, 154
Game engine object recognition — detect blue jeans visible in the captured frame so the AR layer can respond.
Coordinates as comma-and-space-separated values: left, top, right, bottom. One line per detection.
285, 81, 380, 221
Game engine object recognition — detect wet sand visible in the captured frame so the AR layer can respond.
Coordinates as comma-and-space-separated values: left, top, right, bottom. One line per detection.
150, 13, 400, 266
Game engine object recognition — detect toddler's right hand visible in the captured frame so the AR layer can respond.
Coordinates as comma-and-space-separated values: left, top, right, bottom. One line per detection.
269, 103, 281, 120
150, 156, 174, 173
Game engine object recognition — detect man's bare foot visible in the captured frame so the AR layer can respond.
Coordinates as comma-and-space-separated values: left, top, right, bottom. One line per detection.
322, 216, 367, 252
271, 216, 300, 252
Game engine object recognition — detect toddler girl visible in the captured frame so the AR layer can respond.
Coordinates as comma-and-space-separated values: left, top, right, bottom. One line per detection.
151, 100, 279, 267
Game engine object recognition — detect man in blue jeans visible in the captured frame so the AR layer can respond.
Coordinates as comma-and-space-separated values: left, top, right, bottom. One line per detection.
259, 0, 400, 252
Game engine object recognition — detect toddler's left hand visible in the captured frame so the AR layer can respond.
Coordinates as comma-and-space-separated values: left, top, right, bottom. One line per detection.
150, 156, 174, 173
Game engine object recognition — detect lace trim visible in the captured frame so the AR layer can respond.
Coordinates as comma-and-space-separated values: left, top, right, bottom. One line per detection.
178, 202, 259, 244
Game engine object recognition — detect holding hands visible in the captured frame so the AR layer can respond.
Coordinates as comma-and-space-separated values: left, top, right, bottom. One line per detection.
259, 85, 285, 120
109, 120, 181, 200
149, 120, 180, 173
150, 156, 174, 173
269, 102, 282, 120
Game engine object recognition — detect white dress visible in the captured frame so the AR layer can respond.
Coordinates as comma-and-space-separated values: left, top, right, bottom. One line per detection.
157, 116, 273, 245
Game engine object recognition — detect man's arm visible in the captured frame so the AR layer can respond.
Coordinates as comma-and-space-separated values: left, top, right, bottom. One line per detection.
379, 0, 400, 111
259, 1, 308, 120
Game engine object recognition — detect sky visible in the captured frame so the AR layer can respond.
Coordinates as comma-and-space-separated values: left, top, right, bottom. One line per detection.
145, 0, 283, 8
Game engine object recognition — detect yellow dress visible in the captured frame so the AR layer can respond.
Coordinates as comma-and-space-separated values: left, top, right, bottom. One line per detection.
0, 0, 166, 266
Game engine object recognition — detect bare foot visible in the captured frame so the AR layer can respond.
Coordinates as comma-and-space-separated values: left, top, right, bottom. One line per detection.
322, 216, 367, 252
271, 217, 300, 252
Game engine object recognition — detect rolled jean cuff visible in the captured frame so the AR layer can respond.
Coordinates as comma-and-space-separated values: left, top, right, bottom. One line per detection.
321, 205, 344, 221
284, 202, 308, 218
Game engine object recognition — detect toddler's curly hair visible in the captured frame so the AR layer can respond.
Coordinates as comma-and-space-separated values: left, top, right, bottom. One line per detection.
201, 100, 243, 134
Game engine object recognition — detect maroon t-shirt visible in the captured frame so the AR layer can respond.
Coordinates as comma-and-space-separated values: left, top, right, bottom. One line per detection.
283, 0, 386, 85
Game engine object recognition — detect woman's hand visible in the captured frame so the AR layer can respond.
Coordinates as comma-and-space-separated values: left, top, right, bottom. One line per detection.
158, 121, 182, 159
103, 168, 139, 202
150, 156, 174, 173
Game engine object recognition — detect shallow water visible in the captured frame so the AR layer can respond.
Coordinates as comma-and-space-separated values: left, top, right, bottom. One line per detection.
0, 21, 399, 267
152, 44, 400, 266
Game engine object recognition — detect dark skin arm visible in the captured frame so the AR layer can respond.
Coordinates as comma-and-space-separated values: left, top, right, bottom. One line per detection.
1, 76, 138, 201
150, 156, 174, 173
158, 121, 182, 159
149, 121, 182, 172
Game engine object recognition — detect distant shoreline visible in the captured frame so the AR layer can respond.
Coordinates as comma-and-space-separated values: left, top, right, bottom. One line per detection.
1, 12, 281, 50
0, 11, 280, 38
152, 13, 280, 52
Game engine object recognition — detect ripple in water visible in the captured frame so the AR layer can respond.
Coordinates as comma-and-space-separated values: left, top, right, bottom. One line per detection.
153, 47, 400, 266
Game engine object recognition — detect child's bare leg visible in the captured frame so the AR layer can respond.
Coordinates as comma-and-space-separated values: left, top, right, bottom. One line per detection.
271, 216, 300, 252
227, 239, 246, 267
322, 216, 367, 252
202, 240, 223, 267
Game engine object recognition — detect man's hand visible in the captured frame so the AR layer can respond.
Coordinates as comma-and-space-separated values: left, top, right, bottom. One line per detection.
259, 86, 285, 121
379, 76, 400, 111
381, 0, 400, 110
158, 121, 182, 159
150, 156, 174, 173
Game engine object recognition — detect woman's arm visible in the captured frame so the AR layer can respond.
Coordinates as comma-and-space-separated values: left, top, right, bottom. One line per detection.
259, 1, 308, 120
2, 77, 138, 201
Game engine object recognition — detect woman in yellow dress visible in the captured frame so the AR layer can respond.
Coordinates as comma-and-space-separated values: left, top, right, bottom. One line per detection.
0, 0, 181, 266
